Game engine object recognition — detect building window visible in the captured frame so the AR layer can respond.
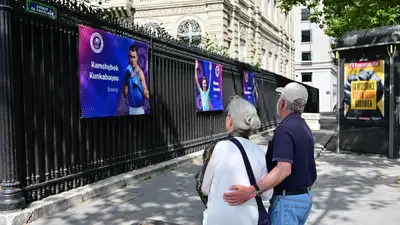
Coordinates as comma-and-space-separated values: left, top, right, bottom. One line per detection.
177, 19, 202, 46
301, 72, 312, 82
301, 52, 312, 61
239, 39, 246, 62
261, 48, 267, 69
144, 22, 161, 37
269, 52, 273, 71
286, 60, 289, 76
301, 30, 311, 43
226, 40, 231, 51
301, 8, 310, 21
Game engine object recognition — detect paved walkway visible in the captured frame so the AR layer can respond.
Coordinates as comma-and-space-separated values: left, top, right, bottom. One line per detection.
308, 151, 400, 225
29, 150, 400, 225
29, 149, 400, 225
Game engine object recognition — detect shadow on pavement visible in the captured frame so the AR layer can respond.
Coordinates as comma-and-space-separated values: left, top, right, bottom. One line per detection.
309, 151, 400, 225
31, 113, 400, 225
31, 149, 400, 225
29, 163, 205, 225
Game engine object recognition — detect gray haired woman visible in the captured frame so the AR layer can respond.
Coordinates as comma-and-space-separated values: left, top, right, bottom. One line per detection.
198, 96, 273, 225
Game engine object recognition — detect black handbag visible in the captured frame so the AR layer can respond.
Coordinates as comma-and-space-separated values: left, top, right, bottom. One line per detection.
229, 137, 271, 225
195, 141, 218, 207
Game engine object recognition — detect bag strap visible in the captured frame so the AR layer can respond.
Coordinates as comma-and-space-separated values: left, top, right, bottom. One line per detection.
229, 137, 265, 209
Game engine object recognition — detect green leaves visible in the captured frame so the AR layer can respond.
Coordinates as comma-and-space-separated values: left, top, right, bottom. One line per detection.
278, 0, 400, 40
201, 33, 228, 57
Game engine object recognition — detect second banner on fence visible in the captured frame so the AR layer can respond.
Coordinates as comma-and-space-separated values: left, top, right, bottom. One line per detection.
195, 59, 224, 112
243, 71, 258, 108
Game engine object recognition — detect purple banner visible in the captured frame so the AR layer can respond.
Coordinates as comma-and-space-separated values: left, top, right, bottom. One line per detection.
195, 59, 224, 112
243, 71, 258, 108
79, 25, 150, 118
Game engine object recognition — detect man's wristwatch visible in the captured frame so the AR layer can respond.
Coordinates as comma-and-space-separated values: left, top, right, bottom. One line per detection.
253, 184, 263, 196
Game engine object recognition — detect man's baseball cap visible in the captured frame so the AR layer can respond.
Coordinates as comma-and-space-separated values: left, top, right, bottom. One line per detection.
276, 82, 309, 104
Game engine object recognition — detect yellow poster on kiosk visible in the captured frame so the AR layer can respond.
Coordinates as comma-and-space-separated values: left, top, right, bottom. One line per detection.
344, 60, 384, 121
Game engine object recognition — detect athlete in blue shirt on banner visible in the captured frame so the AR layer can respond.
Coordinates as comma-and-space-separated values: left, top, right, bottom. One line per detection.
124, 44, 149, 115
244, 73, 258, 108
195, 60, 213, 111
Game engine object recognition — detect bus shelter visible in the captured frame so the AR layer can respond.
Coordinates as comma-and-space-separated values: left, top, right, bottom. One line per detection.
334, 25, 400, 158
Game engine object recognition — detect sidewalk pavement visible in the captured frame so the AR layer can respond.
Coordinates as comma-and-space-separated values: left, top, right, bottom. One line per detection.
28, 146, 400, 225
23, 129, 335, 225
0, 130, 272, 225
307, 151, 400, 225
0, 130, 333, 225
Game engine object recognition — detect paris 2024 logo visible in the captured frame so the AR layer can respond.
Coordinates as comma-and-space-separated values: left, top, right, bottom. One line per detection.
90, 32, 104, 54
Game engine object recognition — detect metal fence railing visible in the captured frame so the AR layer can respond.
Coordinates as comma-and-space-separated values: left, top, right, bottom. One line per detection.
0, 0, 319, 210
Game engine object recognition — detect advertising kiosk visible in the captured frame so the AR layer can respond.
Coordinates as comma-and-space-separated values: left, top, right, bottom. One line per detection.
334, 25, 400, 158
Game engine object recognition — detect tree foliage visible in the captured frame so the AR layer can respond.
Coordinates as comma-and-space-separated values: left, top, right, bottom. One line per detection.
278, 0, 400, 47
201, 33, 229, 57
253, 61, 261, 70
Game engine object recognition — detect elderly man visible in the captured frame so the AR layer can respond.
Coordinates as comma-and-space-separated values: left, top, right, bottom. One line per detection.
223, 82, 317, 225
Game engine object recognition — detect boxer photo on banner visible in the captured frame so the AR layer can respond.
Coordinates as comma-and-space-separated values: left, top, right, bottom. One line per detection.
79, 25, 150, 118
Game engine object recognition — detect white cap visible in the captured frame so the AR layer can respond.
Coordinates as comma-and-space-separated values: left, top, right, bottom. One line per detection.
276, 82, 308, 105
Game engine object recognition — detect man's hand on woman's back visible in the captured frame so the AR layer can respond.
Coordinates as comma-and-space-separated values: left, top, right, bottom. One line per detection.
223, 185, 256, 206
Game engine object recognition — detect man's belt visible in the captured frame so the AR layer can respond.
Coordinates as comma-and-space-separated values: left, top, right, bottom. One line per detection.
273, 187, 311, 196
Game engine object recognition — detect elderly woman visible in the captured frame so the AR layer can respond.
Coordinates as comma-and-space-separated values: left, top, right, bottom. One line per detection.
199, 96, 272, 225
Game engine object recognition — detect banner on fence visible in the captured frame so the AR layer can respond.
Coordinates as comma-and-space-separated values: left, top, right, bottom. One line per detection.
243, 71, 258, 108
195, 59, 224, 112
344, 60, 385, 121
79, 25, 150, 118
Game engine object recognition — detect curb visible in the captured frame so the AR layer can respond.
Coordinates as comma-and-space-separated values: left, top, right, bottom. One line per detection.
0, 129, 276, 225
314, 130, 336, 159
133, 220, 179, 225
314, 148, 322, 159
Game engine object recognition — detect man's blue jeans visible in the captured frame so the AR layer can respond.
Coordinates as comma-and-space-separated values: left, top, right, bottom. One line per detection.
268, 190, 312, 225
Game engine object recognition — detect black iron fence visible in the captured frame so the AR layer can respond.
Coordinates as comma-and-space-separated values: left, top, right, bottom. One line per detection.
0, 0, 319, 210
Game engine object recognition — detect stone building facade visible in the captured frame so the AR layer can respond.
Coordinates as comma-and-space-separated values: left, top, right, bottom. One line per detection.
293, 6, 337, 112
92, 0, 295, 79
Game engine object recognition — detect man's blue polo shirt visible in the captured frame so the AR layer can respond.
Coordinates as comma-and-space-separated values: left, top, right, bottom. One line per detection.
266, 113, 317, 190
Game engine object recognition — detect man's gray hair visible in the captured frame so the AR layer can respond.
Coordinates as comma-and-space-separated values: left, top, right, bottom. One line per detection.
283, 97, 306, 113
227, 95, 261, 133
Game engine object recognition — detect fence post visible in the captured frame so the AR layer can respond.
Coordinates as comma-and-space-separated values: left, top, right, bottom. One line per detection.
0, 0, 26, 211
388, 45, 396, 158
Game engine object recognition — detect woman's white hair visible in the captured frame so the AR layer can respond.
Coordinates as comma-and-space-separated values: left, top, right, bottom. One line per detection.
227, 95, 261, 132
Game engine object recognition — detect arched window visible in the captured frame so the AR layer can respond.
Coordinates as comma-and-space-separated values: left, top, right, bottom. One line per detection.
177, 19, 202, 46
144, 22, 161, 36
